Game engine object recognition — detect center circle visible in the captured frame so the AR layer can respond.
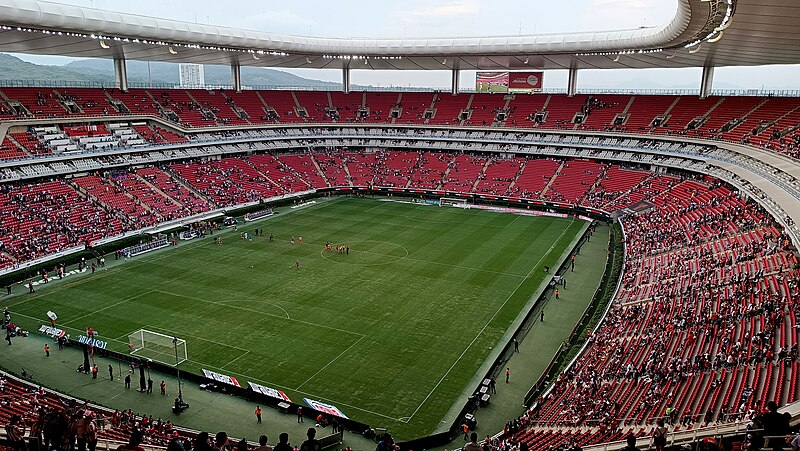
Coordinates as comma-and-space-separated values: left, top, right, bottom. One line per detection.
319, 240, 409, 266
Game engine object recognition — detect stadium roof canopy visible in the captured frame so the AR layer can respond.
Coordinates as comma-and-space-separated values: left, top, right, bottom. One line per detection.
0, 0, 797, 95
1, 0, 798, 70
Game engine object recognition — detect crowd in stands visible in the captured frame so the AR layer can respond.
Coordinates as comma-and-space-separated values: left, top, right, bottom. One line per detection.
495, 177, 800, 450
0, 100, 798, 447
0, 370, 355, 451
0, 180, 125, 268
2, 88, 800, 159
0, 147, 792, 273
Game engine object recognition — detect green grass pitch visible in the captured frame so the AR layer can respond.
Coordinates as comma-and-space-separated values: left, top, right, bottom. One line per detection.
7, 197, 584, 437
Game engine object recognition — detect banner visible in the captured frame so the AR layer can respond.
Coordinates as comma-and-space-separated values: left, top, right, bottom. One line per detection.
202, 369, 241, 387
249, 381, 292, 403
303, 398, 349, 419
77, 335, 108, 350
38, 324, 66, 338
508, 71, 543, 93
476, 72, 509, 93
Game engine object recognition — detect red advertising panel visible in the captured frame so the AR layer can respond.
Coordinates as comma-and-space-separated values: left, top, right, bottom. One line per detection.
508, 72, 543, 93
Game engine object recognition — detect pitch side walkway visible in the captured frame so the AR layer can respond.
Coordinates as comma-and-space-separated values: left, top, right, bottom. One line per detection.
431, 223, 611, 451
0, 333, 377, 450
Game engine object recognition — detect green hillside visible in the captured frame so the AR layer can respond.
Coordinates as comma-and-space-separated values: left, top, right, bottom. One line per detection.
0, 53, 351, 88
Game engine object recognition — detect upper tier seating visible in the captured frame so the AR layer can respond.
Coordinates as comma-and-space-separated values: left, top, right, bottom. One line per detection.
3, 88, 799, 158
187, 89, 249, 126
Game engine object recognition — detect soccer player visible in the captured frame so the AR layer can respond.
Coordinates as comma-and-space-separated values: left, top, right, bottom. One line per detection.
295, 260, 301, 270
555, 288, 559, 299
298, 236, 302, 245
255, 406, 262, 424
44, 344, 50, 357
291, 236, 295, 245
505, 367, 510, 383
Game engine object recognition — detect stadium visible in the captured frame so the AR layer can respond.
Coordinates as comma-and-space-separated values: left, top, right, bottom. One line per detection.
0, 0, 799, 450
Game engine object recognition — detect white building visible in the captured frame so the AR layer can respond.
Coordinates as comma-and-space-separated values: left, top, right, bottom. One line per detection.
179, 64, 205, 88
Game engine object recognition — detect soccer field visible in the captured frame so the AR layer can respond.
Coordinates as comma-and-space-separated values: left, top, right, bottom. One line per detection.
7, 197, 585, 437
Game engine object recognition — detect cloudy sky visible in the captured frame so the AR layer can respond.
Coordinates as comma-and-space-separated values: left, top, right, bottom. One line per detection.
11, 0, 800, 90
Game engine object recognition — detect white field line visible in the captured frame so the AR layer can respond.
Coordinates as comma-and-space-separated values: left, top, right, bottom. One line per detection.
295, 335, 366, 391
61, 290, 156, 327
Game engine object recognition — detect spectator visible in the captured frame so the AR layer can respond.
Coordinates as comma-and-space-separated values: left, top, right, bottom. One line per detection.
621, 434, 637, 451
299, 428, 320, 451
116, 429, 145, 451
273, 433, 292, 451
5, 414, 26, 451
653, 418, 667, 451
254, 435, 272, 451
464, 433, 482, 451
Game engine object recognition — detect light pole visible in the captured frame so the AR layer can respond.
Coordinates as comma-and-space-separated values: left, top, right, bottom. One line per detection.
173, 336, 183, 403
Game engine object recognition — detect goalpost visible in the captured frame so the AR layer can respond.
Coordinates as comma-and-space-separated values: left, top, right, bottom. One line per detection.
128, 329, 188, 366
439, 197, 472, 208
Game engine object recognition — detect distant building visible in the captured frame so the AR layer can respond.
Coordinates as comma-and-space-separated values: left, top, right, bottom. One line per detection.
179, 64, 205, 88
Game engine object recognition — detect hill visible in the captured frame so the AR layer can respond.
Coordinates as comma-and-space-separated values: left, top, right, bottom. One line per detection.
0, 53, 350, 89
0, 53, 108, 83
64, 58, 348, 88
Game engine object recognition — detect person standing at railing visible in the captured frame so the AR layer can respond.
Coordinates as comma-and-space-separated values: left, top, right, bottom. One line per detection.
759, 401, 790, 451
652, 418, 667, 451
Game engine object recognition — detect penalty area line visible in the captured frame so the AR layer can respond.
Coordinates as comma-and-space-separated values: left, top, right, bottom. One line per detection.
220, 350, 251, 370
295, 335, 366, 391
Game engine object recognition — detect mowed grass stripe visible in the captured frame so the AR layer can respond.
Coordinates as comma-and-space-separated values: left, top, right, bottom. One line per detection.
9, 198, 583, 437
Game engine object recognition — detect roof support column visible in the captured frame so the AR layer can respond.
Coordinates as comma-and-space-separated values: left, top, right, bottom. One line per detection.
567, 67, 578, 97
342, 62, 351, 94
451, 66, 460, 96
700, 66, 714, 99
114, 57, 128, 92
231, 63, 242, 92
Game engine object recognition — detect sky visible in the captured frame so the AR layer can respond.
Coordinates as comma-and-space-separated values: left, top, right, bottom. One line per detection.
9, 0, 800, 90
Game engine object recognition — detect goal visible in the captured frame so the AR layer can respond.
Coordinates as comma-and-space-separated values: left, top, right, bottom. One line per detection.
128, 329, 188, 366
439, 197, 471, 208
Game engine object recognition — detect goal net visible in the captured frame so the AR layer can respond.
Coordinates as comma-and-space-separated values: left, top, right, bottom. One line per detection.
128, 329, 188, 366
439, 197, 471, 208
